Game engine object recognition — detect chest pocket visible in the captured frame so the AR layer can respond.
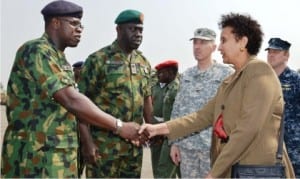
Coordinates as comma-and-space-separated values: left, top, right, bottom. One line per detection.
282, 83, 297, 101
138, 64, 150, 90
105, 62, 127, 90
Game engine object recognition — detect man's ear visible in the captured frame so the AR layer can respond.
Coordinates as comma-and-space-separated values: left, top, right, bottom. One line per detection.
51, 17, 61, 30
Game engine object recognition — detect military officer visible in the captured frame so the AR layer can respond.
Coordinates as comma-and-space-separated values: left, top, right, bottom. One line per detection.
78, 9, 152, 178
169, 28, 234, 178
150, 60, 181, 178
1, 1, 141, 178
266, 37, 300, 177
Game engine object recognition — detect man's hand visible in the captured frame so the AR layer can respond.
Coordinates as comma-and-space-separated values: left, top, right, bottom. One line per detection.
81, 140, 100, 165
131, 131, 150, 146
170, 145, 181, 166
205, 172, 214, 179
119, 122, 140, 140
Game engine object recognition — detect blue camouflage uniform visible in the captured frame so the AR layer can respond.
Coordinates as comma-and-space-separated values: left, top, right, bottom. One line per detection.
279, 67, 300, 177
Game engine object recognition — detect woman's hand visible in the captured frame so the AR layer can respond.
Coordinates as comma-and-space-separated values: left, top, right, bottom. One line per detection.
138, 123, 170, 138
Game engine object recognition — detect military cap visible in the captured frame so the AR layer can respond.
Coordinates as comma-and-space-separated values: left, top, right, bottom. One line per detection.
72, 61, 84, 68
41, 0, 83, 18
265, 38, 291, 51
115, 9, 144, 24
155, 60, 178, 71
190, 28, 216, 41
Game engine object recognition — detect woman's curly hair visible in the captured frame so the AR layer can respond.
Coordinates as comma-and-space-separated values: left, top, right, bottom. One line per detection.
218, 12, 264, 55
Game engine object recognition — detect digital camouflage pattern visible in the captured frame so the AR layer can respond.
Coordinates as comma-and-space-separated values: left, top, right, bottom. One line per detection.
151, 77, 180, 178
279, 67, 300, 177
179, 147, 210, 177
1, 33, 79, 178
170, 62, 233, 177
78, 40, 151, 177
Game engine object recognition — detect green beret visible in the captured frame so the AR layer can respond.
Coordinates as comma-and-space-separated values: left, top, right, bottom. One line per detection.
41, 0, 83, 18
115, 9, 144, 24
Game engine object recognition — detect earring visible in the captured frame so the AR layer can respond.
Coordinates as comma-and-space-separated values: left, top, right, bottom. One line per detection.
240, 47, 245, 52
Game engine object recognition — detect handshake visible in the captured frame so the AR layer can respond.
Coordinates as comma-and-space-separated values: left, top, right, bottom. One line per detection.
80, 121, 167, 165
118, 121, 167, 146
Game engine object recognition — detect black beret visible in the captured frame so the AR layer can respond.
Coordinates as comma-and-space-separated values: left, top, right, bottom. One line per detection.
115, 9, 144, 24
41, 0, 83, 18
72, 61, 84, 68
265, 38, 291, 51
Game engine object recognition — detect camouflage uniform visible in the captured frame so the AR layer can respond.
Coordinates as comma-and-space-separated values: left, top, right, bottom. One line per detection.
279, 67, 300, 177
78, 40, 151, 178
1, 33, 78, 178
170, 62, 233, 178
151, 78, 180, 178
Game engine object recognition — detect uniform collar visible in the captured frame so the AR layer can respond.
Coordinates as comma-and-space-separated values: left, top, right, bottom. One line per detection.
111, 40, 142, 57
42, 33, 64, 54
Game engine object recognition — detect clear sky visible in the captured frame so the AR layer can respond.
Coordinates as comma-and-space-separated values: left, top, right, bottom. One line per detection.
1, 0, 300, 88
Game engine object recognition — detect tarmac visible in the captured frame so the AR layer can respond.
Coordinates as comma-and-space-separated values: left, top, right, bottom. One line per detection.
0, 105, 154, 178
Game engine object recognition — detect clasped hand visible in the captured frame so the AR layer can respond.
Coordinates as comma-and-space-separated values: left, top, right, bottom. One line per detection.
121, 123, 159, 146
119, 122, 148, 146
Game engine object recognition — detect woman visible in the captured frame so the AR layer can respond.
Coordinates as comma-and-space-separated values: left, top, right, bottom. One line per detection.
139, 13, 295, 178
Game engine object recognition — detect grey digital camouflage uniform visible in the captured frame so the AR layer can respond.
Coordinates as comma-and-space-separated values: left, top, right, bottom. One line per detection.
1, 33, 78, 178
279, 67, 300, 177
78, 40, 151, 178
170, 62, 233, 177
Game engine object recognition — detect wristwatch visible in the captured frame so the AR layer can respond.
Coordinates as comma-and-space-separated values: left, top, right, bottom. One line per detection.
114, 119, 123, 135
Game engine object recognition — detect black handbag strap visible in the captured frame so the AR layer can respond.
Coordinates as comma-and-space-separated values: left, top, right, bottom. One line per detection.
276, 110, 285, 162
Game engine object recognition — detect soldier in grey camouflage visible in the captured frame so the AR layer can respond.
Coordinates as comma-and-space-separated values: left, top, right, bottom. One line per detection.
169, 28, 234, 178
77, 9, 152, 178
1, 1, 141, 178
266, 37, 300, 177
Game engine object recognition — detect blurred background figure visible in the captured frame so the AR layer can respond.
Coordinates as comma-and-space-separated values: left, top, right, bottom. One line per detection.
72, 60, 84, 83
72, 60, 85, 176
266, 37, 300, 177
0, 82, 7, 106
150, 59, 181, 178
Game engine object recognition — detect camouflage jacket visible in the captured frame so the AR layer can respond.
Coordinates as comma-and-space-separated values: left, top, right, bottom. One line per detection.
171, 62, 234, 150
78, 40, 151, 158
279, 67, 300, 171
3, 33, 78, 152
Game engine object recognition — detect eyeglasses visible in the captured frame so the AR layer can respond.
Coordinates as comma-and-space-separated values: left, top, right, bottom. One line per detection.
59, 18, 84, 29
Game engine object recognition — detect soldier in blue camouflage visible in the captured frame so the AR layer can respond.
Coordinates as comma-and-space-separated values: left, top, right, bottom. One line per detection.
169, 28, 234, 178
266, 37, 300, 178
150, 60, 181, 178
1, 1, 141, 178
77, 9, 152, 178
